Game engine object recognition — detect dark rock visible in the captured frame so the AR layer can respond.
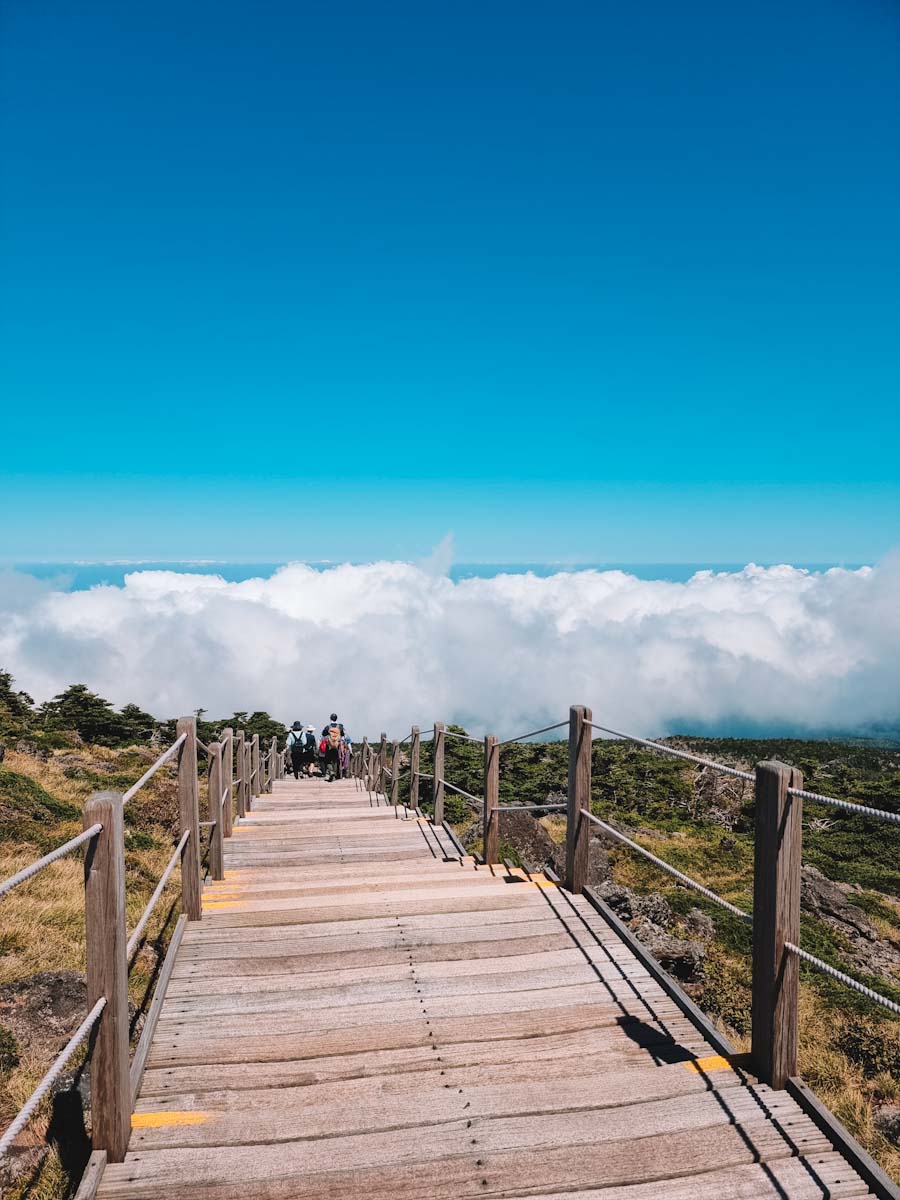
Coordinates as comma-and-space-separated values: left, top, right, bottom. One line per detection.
684, 907, 716, 940
875, 1104, 900, 1148
0, 970, 88, 1057
801, 866, 900, 978
629, 917, 706, 982
0, 742, 5, 764
497, 809, 557, 871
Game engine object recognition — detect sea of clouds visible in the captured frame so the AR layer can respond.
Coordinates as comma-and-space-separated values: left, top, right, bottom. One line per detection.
0, 557, 897, 739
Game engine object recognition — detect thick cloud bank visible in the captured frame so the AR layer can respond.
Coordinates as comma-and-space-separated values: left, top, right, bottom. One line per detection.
1, 560, 897, 738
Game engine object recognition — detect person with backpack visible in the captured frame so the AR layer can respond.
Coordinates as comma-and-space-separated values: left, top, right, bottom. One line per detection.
286, 721, 307, 779
301, 724, 318, 775
321, 713, 346, 781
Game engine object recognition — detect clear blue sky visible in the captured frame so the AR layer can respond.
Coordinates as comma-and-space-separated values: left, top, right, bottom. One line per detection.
2, 0, 898, 563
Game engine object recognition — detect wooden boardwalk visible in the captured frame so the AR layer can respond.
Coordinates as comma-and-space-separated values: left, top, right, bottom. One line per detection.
98, 779, 876, 1199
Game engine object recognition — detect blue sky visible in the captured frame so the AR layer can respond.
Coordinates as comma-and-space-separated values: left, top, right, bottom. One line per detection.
2, 0, 898, 563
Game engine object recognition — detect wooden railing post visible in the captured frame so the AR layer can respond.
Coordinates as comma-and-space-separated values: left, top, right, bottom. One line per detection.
208, 741, 225, 881
378, 733, 387, 795
176, 716, 202, 919
483, 734, 500, 864
409, 726, 420, 810
272, 736, 279, 782
565, 704, 592, 894
244, 741, 252, 811
433, 722, 445, 826
251, 734, 260, 805
361, 737, 370, 792
235, 730, 247, 818
752, 760, 803, 1088
221, 727, 234, 837
83, 790, 130, 1161
390, 740, 400, 808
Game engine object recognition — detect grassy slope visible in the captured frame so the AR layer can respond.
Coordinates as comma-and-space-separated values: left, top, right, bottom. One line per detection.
0, 744, 211, 1200
408, 731, 900, 1181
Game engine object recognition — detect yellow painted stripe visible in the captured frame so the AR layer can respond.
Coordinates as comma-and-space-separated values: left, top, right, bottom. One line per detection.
681, 1055, 732, 1074
202, 901, 241, 909
132, 1111, 210, 1128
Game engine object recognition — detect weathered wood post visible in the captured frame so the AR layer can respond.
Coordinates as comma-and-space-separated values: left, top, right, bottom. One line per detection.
83, 790, 130, 1161
251, 734, 260, 805
361, 737, 370, 792
235, 730, 247, 818
391, 740, 400, 808
752, 760, 803, 1088
378, 733, 387, 795
269, 737, 278, 790
244, 741, 253, 811
409, 726, 420, 810
207, 741, 225, 881
565, 705, 592, 894
221, 727, 234, 837
483, 734, 500, 864
433, 722, 445, 826
176, 716, 202, 919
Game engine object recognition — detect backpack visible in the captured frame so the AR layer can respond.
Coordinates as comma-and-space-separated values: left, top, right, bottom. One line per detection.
319, 738, 328, 754
327, 724, 341, 749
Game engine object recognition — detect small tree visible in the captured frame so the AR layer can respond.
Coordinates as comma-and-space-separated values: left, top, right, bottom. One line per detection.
38, 684, 129, 746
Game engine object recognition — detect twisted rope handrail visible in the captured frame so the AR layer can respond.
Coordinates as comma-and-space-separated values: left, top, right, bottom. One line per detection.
785, 943, 900, 1016
122, 733, 187, 803
439, 778, 484, 808
587, 722, 755, 782
580, 809, 752, 923
0, 824, 103, 899
126, 829, 191, 960
498, 719, 569, 747
0, 997, 106, 1160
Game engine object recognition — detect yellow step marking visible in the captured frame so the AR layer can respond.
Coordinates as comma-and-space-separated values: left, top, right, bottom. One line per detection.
203, 900, 240, 909
681, 1054, 732, 1074
132, 1111, 210, 1128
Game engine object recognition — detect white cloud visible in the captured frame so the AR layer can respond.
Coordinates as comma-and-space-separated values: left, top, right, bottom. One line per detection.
1, 558, 897, 739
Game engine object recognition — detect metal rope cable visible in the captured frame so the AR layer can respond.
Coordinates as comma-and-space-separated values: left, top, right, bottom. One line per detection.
587, 722, 755, 782
126, 830, 190, 960
580, 810, 752, 923
122, 733, 187, 803
497, 803, 567, 812
498, 720, 569, 747
786, 786, 900, 826
0, 997, 106, 1160
785, 942, 900, 1016
0, 824, 103, 899
196, 738, 209, 755
439, 779, 484, 808
443, 729, 483, 744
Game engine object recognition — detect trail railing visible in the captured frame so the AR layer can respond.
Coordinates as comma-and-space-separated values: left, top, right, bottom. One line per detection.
0, 721, 282, 1166
359, 705, 899, 1092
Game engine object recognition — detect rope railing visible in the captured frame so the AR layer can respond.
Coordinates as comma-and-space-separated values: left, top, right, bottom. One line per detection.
580, 809, 753, 923
785, 943, 900, 1016
126, 829, 191, 960
586, 721, 755, 782
498, 802, 566, 812
0, 824, 103, 899
497, 719, 569, 747
0, 997, 107, 1161
439, 778, 484, 808
122, 732, 187, 803
786, 785, 900, 826
444, 729, 483, 744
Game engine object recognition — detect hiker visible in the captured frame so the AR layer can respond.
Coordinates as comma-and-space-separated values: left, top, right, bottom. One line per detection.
301, 725, 318, 775
286, 721, 307, 779
321, 713, 346, 781
339, 733, 352, 776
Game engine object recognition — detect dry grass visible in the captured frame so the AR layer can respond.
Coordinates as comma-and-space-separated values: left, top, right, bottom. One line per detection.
0, 744, 209, 1198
